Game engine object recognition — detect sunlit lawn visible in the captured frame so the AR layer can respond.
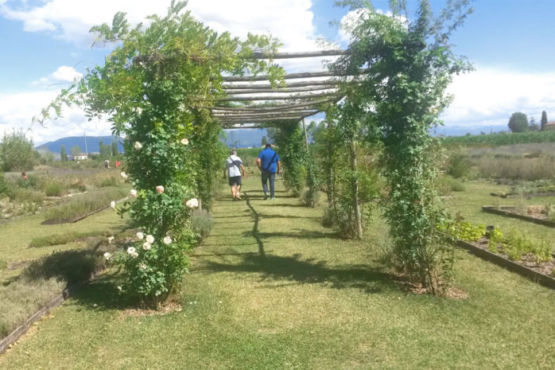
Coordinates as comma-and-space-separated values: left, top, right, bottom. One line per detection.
1, 177, 554, 369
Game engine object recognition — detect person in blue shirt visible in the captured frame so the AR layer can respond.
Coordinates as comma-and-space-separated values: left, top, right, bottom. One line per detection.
256, 144, 280, 200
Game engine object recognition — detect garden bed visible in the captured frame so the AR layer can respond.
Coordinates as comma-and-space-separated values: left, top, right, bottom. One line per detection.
456, 238, 555, 289
482, 206, 555, 227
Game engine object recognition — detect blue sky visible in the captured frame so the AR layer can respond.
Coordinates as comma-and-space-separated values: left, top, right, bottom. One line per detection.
1, 0, 555, 144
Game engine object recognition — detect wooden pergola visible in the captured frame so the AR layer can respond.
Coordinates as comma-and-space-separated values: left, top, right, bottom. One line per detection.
211, 50, 349, 128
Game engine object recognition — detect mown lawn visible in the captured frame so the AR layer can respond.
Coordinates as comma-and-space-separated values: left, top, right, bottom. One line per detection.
1, 177, 554, 369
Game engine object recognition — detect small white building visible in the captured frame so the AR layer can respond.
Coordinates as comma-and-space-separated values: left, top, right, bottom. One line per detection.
72, 154, 88, 161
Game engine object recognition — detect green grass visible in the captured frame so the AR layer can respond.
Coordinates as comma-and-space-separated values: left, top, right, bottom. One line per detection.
1, 177, 553, 369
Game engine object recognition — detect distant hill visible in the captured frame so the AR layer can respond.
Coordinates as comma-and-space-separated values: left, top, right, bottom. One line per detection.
36, 136, 125, 154
221, 128, 268, 148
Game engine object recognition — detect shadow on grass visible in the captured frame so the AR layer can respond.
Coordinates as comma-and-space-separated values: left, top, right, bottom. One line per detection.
202, 253, 400, 293
243, 229, 341, 240
69, 273, 137, 311
22, 249, 101, 285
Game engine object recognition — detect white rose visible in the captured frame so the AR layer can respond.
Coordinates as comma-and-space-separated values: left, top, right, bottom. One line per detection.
180, 138, 189, 146
129, 189, 137, 198
120, 172, 128, 180
103, 252, 112, 260
146, 234, 155, 244
107, 236, 114, 244
136, 232, 144, 240
142, 242, 151, 250
136, 107, 143, 115
163, 236, 172, 245
110, 201, 116, 209
139, 263, 147, 270
185, 198, 199, 209
156, 185, 164, 194
127, 247, 137, 255
134, 141, 143, 150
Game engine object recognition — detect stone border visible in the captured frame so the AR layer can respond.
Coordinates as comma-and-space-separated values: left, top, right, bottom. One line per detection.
482, 206, 555, 227
456, 240, 555, 289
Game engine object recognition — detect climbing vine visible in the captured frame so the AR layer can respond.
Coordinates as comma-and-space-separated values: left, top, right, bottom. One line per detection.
38, 1, 282, 305
333, 0, 472, 292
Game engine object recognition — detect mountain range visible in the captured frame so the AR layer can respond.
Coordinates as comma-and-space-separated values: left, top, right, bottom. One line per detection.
36, 136, 124, 154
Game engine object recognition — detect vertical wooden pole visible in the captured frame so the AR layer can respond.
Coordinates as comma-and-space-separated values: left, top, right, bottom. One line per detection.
349, 139, 363, 239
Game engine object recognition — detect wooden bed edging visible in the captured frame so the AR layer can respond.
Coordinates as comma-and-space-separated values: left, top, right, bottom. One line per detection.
0, 266, 105, 355
0, 288, 67, 354
482, 206, 555, 227
456, 240, 555, 289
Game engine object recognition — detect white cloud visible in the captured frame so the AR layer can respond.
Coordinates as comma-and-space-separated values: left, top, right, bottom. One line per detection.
0, 90, 111, 145
441, 66, 555, 128
31, 65, 82, 87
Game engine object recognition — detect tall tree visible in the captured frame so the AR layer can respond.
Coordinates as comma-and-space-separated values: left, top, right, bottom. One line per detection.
508, 112, 529, 133
60, 145, 68, 162
71, 145, 82, 157
1, 131, 36, 171
541, 110, 548, 130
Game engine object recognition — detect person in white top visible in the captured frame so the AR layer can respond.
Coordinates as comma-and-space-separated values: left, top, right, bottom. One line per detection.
225, 150, 246, 200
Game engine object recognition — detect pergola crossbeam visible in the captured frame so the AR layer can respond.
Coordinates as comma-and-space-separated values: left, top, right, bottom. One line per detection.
249, 50, 348, 59
222, 86, 337, 95
221, 80, 342, 89
217, 92, 338, 102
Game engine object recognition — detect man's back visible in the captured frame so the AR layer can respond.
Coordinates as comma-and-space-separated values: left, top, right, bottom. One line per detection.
258, 148, 279, 173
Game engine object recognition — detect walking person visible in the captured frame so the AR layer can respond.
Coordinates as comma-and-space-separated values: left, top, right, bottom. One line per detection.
225, 150, 245, 200
256, 144, 280, 200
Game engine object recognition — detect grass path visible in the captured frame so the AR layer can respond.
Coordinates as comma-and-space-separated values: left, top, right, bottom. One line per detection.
1, 177, 554, 369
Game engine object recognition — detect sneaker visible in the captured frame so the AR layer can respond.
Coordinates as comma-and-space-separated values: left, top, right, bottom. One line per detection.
264, 194, 268, 200
269, 197, 276, 200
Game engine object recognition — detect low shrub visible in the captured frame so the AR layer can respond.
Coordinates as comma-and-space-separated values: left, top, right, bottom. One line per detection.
476, 155, 555, 180
98, 176, 118, 187
45, 181, 63, 196
11, 188, 45, 203
191, 209, 213, 239
44, 187, 128, 223
446, 152, 472, 178
437, 176, 465, 195
29, 231, 102, 248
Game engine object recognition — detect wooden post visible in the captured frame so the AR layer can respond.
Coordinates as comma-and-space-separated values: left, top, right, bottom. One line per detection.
349, 139, 363, 239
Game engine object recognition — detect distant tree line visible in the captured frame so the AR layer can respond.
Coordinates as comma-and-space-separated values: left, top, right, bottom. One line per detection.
508, 110, 550, 132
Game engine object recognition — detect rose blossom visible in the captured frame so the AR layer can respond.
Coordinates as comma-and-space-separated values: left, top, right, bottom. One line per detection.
129, 189, 137, 198
103, 252, 112, 260
120, 172, 128, 180
139, 263, 147, 271
136, 232, 144, 240
127, 247, 138, 258
156, 185, 164, 194
110, 201, 116, 209
107, 236, 114, 244
134, 141, 143, 150
163, 236, 172, 245
146, 234, 155, 244
142, 242, 152, 250
180, 138, 189, 146
185, 198, 199, 209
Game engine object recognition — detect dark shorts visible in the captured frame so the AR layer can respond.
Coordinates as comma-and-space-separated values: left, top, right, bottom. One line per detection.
229, 176, 242, 186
